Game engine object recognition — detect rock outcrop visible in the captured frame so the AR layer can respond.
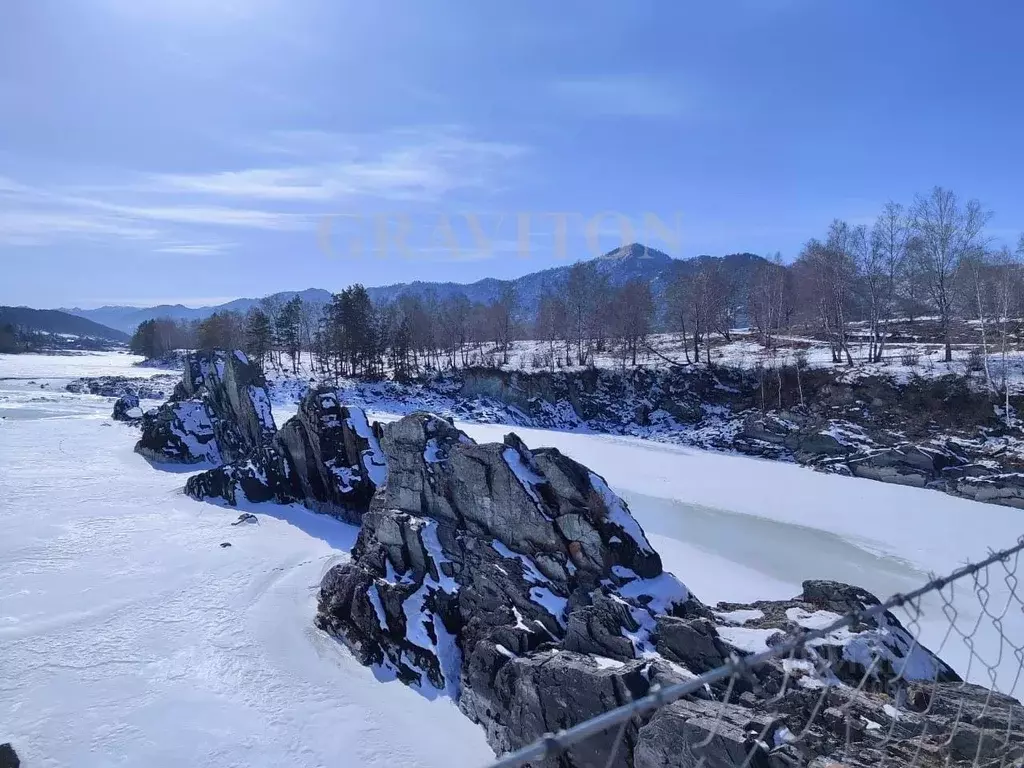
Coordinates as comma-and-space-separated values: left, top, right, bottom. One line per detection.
317, 412, 701, 764
315, 412, 1019, 768
135, 351, 275, 465
185, 387, 387, 523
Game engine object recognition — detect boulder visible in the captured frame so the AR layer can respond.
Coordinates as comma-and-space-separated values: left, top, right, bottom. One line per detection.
712, 580, 959, 692
112, 393, 143, 423
135, 398, 222, 464
634, 699, 775, 768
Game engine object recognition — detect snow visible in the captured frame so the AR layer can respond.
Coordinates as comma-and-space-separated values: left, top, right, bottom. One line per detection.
528, 587, 568, 626
346, 407, 387, 486
248, 384, 275, 430
588, 471, 655, 554
716, 627, 783, 654
714, 608, 765, 625
491, 540, 548, 585
234, 350, 248, 364
420, 520, 458, 593
367, 584, 389, 631
170, 401, 221, 463
786, 607, 843, 630
616, 572, 689, 614
423, 438, 443, 463
501, 447, 545, 506
0, 353, 491, 768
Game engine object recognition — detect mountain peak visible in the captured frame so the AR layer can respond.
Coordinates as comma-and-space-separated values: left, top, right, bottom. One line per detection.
597, 243, 673, 264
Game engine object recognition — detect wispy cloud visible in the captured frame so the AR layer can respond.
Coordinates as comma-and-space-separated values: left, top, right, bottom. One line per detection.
139, 127, 528, 203
0, 126, 528, 250
153, 242, 236, 256
550, 75, 690, 118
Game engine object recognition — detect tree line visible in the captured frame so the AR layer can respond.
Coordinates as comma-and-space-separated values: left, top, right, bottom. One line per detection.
130, 186, 1024, 380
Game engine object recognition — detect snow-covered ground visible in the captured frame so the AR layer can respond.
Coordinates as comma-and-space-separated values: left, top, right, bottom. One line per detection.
2, 352, 1022, 766
0, 354, 491, 768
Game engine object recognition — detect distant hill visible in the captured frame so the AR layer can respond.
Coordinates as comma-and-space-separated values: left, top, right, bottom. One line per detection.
0, 306, 130, 342
64, 245, 770, 333
64, 288, 333, 335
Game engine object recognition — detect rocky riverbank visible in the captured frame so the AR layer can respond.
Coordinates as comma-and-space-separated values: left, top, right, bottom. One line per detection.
339, 365, 1024, 509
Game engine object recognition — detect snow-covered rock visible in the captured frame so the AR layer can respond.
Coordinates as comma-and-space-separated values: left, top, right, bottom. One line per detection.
316, 412, 701, 763
135, 350, 272, 465
112, 393, 143, 423
184, 386, 387, 523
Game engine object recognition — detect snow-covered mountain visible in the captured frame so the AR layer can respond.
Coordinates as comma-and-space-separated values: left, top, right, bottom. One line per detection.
63, 246, 771, 334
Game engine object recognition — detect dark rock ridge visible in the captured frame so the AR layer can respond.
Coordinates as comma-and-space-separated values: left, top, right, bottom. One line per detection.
66, 374, 171, 399
136, 351, 386, 522
132, 363, 1019, 766
185, 386, 386, 523
135, 351, 274, 465
314, 413, 1010, 767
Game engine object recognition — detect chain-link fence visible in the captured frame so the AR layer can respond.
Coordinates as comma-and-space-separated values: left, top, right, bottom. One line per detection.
484, 536, 1024, 768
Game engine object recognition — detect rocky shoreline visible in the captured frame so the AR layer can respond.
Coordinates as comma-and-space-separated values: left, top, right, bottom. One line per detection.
400, 365, 1024, 509
122, 351, 1022, 768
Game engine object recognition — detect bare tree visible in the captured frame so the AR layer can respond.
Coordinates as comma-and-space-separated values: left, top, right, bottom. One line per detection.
794, 225, 857, 365
536, 293, 569, 371
911, 187, 991, 362
610, 279, 654, 367
864, 202, 912, 362
749, 253, 786, 351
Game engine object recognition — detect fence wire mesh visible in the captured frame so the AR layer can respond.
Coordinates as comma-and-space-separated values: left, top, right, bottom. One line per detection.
484, 535, 1024, 768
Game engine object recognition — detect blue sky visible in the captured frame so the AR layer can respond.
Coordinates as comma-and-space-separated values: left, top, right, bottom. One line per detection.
2, 0, 1023, 309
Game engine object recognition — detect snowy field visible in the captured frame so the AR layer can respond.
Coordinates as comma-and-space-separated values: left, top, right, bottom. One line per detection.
2, 352, 1023, 766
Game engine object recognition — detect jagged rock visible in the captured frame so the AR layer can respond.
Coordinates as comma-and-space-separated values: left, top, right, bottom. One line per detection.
634, 699, 775, 768
135, 351, 273, 465
0, 744, 18, 768
112, 393, 143, 423
185, 387, 387, 523
135, 399, 221, 464
713, 580, 960, 692
231, 512, 259, 525
316, 412, 696, 764
654, 616, 726, 673
461, 649, 688, 768
272, 388, 386, 522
